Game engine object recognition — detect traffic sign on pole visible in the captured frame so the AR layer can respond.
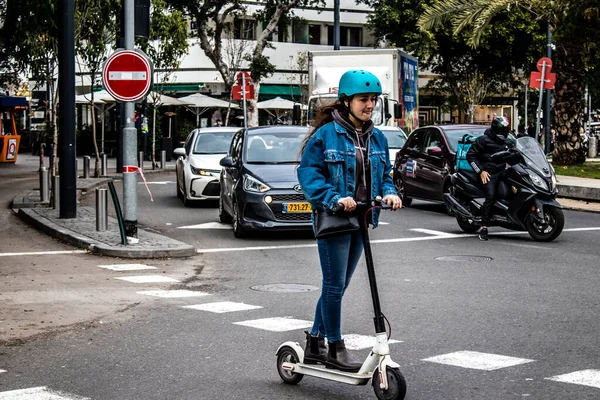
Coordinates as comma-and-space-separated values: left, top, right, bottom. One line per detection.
103, 49, 152, 102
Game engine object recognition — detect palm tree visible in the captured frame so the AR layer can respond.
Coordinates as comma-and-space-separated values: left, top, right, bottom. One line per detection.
419, 0, 599, 165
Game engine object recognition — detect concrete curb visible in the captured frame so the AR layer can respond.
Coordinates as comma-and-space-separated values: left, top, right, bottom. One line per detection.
556, 184, 600, 203
17, 208, 197, 259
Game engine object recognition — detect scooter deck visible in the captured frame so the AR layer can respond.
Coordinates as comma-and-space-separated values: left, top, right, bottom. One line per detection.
282, 362, 372, 385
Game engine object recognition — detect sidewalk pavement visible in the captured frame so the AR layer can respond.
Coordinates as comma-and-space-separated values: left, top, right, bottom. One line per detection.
6, 153, 196, 259
3, 153, 600, 259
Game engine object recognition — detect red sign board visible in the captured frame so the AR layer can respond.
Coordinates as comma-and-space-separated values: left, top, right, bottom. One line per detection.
235, 71, 251, 85
530, 57, 556, 89
103, 50, 152, 102
232, 84, 255, 101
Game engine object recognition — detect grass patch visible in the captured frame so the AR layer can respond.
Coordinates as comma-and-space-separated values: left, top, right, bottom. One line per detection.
553, 162, 600, 179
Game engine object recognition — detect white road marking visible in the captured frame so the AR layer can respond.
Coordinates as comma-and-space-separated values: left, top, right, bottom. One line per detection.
114, 275, 180, 283
137, 290, 211, 298
410, 228, 461, 237
545, 369, 600, 389
422, 351, 535, 371
0, 370, 5, 374
137, 181, 172, 185
183, 301, 262, 313
196, 226, 600, 254
233, 317, 313, 332
178, 222, 231, 230
0, 386, 89, 399
342, 334, 402, 350
0, 250, 87, 257
97, 264, 157, 271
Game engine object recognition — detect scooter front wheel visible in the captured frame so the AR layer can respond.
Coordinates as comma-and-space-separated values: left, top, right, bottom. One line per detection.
372, 367, 407, 400
276, 346, 304, 384
526, 206, 564, 242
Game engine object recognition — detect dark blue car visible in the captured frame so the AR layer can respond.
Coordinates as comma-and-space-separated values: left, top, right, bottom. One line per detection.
218, 126, 313, 238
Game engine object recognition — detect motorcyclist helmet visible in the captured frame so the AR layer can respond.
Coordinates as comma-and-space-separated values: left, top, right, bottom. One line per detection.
490, 115, 510, 140
338, 70, 382, 99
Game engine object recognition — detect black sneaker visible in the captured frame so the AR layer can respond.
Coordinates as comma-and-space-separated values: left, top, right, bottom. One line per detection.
479, 228, 489, 241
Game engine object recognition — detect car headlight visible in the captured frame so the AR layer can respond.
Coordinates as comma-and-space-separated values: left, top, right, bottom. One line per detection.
190, 166, 213, 176
243, 174, 270, 192
527, 170, 548, 191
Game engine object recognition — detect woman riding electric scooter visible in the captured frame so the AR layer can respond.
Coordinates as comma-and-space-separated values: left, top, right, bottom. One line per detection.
276, 70, 406, 399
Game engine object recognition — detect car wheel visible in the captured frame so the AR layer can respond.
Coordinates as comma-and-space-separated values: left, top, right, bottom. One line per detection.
394, 175, 412, 207
176, 168, 183, 199
443, 184, 454, 215
182, 173, 193, 207
232, 199, 247, 238
219, 195, 232, 223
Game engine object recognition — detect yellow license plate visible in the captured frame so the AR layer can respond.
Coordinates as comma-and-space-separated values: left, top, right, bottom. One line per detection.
283, 202, 312, 213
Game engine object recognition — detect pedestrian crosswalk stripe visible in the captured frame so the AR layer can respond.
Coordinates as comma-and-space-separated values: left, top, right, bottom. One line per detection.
342, 334, 403, 350
114, 275, 180, 283
182, 302, 262, 313
0, 386, 89, 399
545, 369, 600, 389
233, 317, 313, 332
98, 264, 157, 271
137, 290, 212, 298
422, 351, 535, 371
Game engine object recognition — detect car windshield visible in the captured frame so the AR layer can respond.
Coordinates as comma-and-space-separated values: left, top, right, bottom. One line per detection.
444, 127, 487, 151
193, 131, 236, 154
382, 129, 407, 149
245, 131, 306, 163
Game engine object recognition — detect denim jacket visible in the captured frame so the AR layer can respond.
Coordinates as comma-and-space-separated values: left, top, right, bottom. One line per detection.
297, 121, 397, 228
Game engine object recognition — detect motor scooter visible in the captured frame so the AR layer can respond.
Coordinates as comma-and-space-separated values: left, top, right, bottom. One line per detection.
276, 198, 407, 400
444, 136, 564, 241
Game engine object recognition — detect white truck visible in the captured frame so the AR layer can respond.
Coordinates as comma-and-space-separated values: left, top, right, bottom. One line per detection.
307, 48, 419, 132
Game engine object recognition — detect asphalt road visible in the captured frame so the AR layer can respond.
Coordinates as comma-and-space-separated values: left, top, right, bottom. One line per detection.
1, 171, 599, 399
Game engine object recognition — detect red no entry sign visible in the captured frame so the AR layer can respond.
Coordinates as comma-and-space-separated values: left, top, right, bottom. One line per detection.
103, 50, 152, 102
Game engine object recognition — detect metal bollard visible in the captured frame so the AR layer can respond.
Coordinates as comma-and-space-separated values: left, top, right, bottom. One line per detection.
96, 188, 108, 231
83, 156, 90, 179
138, 151, 144, 169
588, 136, 597, 158
160, 150, 166, 169
101, 153, 108, 176
39, 167, 50, 203
52, 175, 60, 210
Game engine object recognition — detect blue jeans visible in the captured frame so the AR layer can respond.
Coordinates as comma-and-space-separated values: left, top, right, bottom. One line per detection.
310, 229, 364, 342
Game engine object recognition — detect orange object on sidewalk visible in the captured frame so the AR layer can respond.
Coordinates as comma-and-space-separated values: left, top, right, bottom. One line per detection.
0, 96, 27, 163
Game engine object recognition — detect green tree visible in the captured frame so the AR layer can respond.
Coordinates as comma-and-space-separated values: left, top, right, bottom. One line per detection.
76, 0, 119, 177
137, 0, 189, 167
419, 0, 600, 165
362, 0, 545, 124
166, 0, 322, 127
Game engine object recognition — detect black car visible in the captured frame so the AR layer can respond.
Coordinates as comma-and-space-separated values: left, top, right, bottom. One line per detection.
393, 124, 487, 209
218, 126, 313, 237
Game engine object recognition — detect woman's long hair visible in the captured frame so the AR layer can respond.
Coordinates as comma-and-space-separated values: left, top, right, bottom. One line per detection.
299, 100, 347, 156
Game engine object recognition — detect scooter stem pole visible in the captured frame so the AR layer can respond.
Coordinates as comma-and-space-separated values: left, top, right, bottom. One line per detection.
359, 213, 386, 334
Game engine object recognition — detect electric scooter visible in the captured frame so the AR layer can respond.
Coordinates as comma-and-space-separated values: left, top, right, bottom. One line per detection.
276, 198, 407, 400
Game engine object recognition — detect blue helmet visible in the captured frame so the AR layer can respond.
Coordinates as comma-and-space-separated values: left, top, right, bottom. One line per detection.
338, 70, 382, 99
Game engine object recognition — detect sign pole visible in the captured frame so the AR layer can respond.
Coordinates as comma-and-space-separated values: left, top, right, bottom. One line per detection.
242, 73, 247, 129
123, 0, 138, 240
535, 61, 547, 142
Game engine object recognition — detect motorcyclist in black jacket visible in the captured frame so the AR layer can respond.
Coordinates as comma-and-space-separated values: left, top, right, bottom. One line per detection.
466, 116, 512, 241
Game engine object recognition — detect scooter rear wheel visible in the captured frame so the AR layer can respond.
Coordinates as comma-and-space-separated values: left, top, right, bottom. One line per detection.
456, 216, 479, 233
372, 367, 407, 400
277, 346, 304, 384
